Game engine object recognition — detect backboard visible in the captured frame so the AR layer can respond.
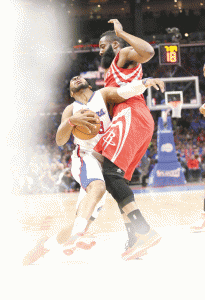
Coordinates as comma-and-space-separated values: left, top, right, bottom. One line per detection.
147, 76, 201, 111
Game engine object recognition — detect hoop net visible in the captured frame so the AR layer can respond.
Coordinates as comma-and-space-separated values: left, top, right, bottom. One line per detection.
167, 101, 182, 118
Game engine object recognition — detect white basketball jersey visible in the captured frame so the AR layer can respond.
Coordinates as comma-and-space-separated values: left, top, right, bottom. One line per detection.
72, 90, 111, 153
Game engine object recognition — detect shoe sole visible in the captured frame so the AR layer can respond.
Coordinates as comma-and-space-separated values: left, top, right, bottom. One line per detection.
126, 237, 162, 260
133, 249, 148, 259
122, 231, 161, 261
63, 234, 96, 254
76, 241, 96, 250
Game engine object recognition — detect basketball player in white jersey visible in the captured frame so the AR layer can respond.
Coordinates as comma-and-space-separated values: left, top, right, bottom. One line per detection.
22, 76, 164, 265
55, 75, 164, 257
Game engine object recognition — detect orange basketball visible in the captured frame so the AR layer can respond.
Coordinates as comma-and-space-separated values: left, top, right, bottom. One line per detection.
72, 109, 101, 140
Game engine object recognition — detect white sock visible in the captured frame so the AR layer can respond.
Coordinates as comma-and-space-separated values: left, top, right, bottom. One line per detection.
71, 217, 88, 236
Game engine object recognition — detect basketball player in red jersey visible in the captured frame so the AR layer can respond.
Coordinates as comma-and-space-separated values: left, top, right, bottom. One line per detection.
94, 19, 161, 259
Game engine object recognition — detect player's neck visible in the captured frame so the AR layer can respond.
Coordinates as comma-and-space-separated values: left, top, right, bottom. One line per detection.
75, 89, 94, 105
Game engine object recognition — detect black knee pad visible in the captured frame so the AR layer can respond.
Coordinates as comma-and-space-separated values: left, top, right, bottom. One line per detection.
104, 173, 135, 209
103, 173, 134, 207
103, 157, 134, 208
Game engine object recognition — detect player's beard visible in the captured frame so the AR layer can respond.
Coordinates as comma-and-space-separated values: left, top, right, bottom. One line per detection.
71, 82, 89, 93
101, 45, 115, 69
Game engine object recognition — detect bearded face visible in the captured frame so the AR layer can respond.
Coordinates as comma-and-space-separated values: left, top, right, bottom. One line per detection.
101, 44, 115, 69
70, 81, 89, 94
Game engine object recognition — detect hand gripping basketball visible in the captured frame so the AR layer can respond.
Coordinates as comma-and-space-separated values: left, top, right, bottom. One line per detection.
71, 109, 101, 140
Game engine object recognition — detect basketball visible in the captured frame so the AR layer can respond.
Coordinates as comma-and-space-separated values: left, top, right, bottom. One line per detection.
72, 109, 101, 140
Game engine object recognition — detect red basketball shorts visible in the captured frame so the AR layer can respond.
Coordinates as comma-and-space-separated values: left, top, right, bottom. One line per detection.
94, 100, 154, 181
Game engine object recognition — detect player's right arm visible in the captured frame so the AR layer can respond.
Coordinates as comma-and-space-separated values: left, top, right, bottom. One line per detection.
56, 104, 74, 146
56, 104, 98, 146
100, 78, 165, 105
108, 19, 155, 64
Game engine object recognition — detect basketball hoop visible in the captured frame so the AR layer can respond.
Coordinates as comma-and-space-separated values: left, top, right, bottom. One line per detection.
167, 101, 182, 118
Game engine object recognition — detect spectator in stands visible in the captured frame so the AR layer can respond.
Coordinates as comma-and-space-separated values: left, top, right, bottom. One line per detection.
56, 168, 79, 193
178, 147, 186, 162
201, 154, 205, 178
177, 153, 188, 181
185, 142, 193, 161
197, 130, 205, 143
187, 154, 201, 182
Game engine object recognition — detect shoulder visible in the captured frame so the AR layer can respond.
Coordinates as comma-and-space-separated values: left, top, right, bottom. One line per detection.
119, 45, 154, 64
118, 46, 137, 60
63, 103, 73, 114
61, 104, 73, 121
119, 46, 133, 55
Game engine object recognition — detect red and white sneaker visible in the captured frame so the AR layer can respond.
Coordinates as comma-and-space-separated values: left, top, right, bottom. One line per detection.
122, 229, 161, 261
63, 233, 96, 256
124, 237, 148, 259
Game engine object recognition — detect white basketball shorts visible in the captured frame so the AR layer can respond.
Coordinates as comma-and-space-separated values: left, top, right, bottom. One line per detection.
71, 147, 107, 219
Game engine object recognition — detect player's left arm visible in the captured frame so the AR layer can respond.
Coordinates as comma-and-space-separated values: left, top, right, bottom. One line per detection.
108, 19, 155, 63
100, 78, 165, 104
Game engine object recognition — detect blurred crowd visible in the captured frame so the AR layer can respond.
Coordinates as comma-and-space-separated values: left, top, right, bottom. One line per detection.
19, 45, 205, 194
20, 142, 80, 195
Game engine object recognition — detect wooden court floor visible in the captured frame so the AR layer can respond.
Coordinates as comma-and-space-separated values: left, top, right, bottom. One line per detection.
17, 186, 205, 266
2, 184, 204, 300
